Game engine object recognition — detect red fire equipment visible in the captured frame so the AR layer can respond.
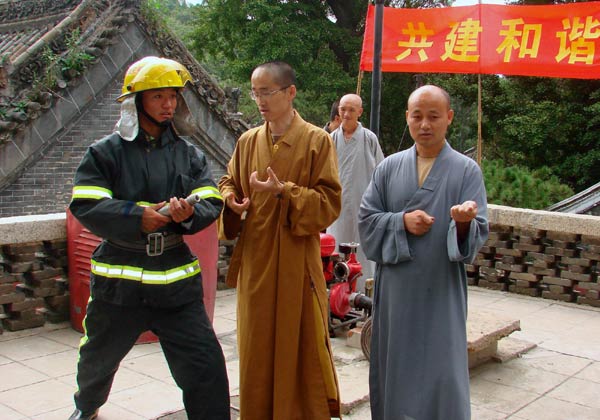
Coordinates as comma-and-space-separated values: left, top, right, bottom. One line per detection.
320, 233, 372, 342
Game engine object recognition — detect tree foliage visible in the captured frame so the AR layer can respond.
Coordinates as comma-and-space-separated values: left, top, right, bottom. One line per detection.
424, 73, 600, 193
154, 0, 594, 208
190, 1, 360, 124
482, 159, 573, 209
188, 0, 449, 127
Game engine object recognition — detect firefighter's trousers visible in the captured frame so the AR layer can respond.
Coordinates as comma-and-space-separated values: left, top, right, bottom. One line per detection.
73, 298, 230, 419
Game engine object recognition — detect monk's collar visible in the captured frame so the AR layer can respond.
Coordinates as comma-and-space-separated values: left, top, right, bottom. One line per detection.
415, 140, 447, 158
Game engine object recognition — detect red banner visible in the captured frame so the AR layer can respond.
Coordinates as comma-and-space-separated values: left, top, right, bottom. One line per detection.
360, 2, 600, 78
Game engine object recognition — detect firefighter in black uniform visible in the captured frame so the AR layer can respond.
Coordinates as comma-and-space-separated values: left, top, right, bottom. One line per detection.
67, 57, 230, 420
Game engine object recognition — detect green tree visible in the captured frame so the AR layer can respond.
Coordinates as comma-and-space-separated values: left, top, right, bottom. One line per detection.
490, 77, 600, 191
146, 0, 199, 43
482, 159, 573, 209
154, 0, 600, 198
188, 0, 448, 129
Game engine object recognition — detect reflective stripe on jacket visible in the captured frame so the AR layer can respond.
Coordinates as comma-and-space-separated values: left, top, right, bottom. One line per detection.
69, 127, 223, 307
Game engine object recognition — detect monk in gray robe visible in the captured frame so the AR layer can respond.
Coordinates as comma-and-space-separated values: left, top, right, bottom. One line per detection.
327, 93, 384, 285
358, 85, 489, 420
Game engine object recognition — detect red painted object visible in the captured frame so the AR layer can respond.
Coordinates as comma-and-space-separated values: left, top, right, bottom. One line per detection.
66, 210, 219, 343
320, 232, 336, 257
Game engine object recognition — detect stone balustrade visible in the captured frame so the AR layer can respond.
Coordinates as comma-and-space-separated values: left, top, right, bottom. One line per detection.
471, 205, 600, 307
0, 205, 599, 332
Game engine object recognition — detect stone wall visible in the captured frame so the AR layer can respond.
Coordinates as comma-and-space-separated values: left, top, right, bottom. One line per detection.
1, 205, 599, 333
469, 205, 600, 308
0, 214, 69, 333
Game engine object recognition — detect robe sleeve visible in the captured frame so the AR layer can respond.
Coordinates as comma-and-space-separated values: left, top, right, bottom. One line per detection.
279, 134, 341, 236
358, 161, 412, 264
447, 161, 489, 263
367, 131, 385, 165
218, 141, 245, 241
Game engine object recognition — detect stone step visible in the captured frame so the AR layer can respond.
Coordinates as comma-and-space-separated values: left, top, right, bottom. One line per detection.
467, 308, 536, 368
340, 308, 535, 381
493, 336, 538, 364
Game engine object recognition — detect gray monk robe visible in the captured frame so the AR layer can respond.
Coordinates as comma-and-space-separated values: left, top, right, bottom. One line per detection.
327, 123, 384, 282
358, 142, 488, 420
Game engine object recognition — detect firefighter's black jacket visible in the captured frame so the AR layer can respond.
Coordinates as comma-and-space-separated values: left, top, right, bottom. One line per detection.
69, 127, 223, 308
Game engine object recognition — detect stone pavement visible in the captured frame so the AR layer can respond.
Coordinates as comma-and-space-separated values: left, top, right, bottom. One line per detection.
0, 287, 599, 419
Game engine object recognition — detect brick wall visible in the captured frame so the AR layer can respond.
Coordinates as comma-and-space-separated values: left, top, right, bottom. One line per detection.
0, 234, 236, 333
0, 82, 121, 218
0, 240, 69, 333
468, 225, 600, 307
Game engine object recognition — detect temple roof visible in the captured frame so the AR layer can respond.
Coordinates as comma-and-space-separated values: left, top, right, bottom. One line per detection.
0, 0, 246, 145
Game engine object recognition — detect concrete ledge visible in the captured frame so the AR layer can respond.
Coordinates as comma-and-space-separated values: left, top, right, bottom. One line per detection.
488, 204, 600, 236
0, 212, 66, 245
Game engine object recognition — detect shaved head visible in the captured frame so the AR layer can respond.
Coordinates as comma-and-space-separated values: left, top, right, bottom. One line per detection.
338, 93, 364, 133
406, 84, 454, 157
340, 93, 362, 108
252, 61, 296, 88
408, 85, 451, 111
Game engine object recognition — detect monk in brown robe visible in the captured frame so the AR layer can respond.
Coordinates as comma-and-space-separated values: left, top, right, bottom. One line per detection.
218, 61, 342, 419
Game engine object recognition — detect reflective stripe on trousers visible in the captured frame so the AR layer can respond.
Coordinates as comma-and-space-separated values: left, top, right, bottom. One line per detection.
90, 259, 200, 284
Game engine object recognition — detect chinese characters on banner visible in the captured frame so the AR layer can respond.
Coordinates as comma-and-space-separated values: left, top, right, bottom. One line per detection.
360, 2, 600, 79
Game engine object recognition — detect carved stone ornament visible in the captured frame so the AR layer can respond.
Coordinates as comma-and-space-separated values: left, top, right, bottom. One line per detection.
0, 0, 80, 24
225, 87, 241, 114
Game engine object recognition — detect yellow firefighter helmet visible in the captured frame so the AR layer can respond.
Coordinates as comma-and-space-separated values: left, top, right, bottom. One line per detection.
116, 57, 192, 102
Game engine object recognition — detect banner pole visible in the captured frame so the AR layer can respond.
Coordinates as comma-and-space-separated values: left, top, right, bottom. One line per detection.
476, 0, 483, 166
477, 74, 482, 166
369, 0, 384, 138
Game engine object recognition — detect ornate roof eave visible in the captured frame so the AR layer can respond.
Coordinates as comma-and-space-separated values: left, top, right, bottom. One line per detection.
0, 0, 80, 23
0, 0, 247, 146
0, 0, 113, 141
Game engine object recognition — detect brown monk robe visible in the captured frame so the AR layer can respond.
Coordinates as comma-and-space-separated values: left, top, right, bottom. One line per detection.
219, 61, 342, 420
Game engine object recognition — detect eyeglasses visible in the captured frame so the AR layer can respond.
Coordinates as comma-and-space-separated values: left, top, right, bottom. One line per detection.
249, 85, 290, 101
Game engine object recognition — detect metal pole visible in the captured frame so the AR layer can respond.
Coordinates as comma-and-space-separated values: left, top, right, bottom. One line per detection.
477, 74, 482, 165
370, 0, 384, 138
476, 0, 483, 166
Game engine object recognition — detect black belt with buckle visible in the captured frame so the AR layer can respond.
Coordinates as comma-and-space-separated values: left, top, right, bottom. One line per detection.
108, 233, 184, 256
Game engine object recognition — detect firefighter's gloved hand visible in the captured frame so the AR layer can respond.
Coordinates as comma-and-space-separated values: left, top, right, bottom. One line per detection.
141, 202, 171, 233
167, 196, 194, 223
